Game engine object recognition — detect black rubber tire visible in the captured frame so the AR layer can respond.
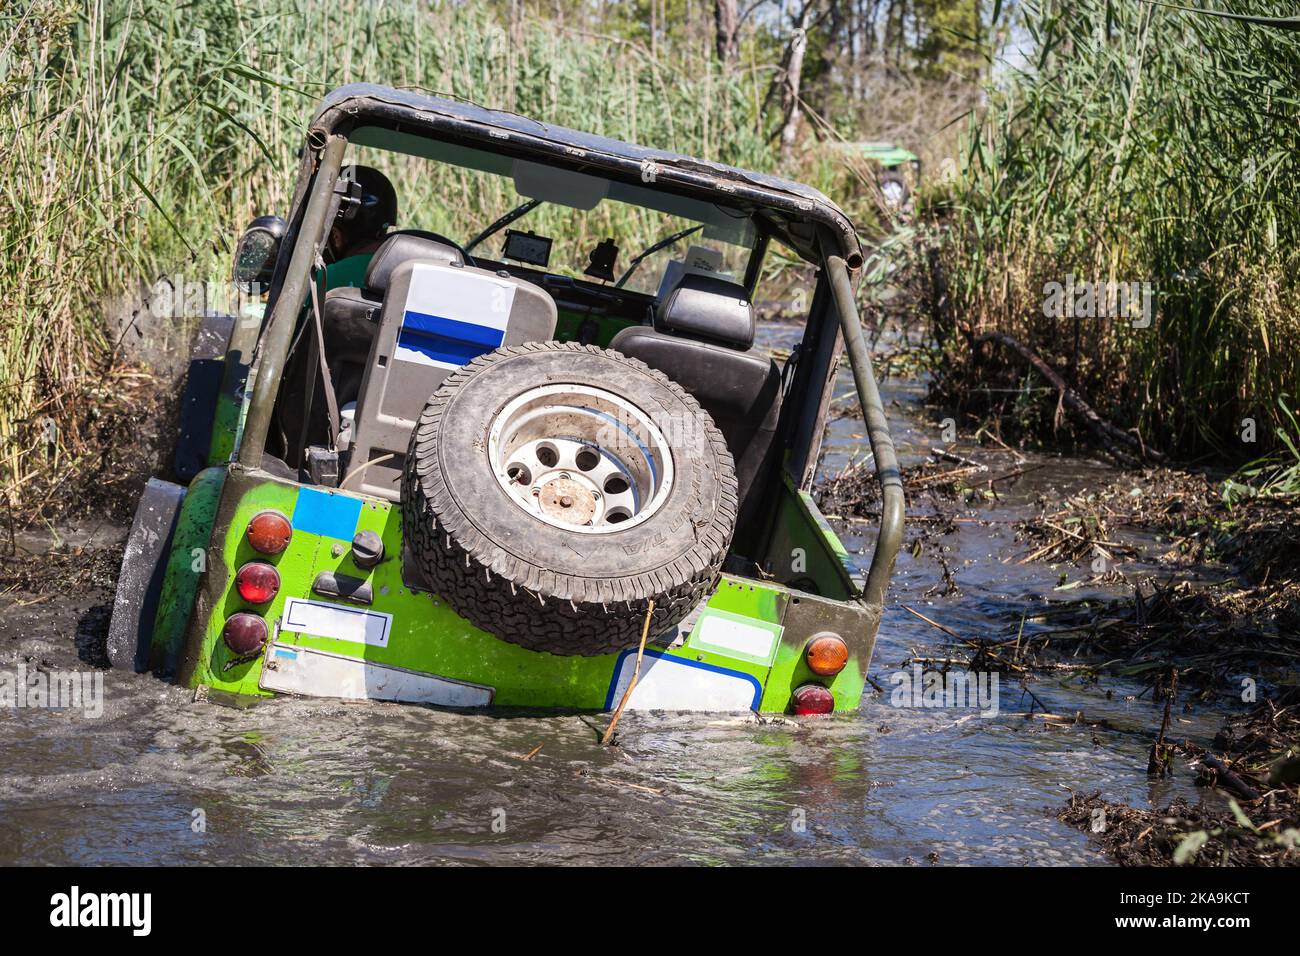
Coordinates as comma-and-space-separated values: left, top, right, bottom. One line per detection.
401, 342, 738, 656
106, 478, 186, 671
174, 312, 235, 481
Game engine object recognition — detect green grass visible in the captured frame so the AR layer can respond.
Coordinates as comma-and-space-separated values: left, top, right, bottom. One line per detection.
2, 0, 860, 508
926, 0, 1300, 464
1224, 394, 1300, 502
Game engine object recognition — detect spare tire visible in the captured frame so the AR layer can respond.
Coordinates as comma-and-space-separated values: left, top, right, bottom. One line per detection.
402, 342, 737, 656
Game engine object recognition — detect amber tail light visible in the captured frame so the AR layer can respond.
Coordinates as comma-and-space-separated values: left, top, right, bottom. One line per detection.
246, 511, 292, 555
805, 633, 849, 676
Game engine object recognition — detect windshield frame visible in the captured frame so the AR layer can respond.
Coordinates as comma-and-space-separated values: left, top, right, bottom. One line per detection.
344, 127, 766, 296
247, 88, 860, 471
307, 85, 863, 269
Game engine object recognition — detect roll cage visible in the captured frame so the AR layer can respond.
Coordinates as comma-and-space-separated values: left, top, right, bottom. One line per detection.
240, 85, 901, 605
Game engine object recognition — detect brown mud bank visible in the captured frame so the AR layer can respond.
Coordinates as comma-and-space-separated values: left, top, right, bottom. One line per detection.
1010, 468, 1299, 693
0, 357, 177, 674
1060, 697, 1300, 866
0, 526, 126, 674
1034, 469, 1300, 865
6, 363, 177, 531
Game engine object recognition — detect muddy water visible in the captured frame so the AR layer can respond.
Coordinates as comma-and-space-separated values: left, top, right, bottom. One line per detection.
0, 325, 1233, 865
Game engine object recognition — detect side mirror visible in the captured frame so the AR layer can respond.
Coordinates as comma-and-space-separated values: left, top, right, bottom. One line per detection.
233, 215, 287, 295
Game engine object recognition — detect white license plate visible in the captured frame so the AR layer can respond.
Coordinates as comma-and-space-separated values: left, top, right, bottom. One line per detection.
260, 642, 494, 707
280, 597, 392, 647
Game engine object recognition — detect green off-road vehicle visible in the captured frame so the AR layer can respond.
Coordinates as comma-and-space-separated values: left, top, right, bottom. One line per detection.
838, 142, 922, 210
107, 85, 903, 714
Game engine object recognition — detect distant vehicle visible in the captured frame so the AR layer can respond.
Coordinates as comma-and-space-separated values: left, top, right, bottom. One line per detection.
839, 141, 922, 210
108, 85, 903, 716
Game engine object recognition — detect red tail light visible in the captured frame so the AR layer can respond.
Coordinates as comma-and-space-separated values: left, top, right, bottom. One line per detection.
235, 562, 280, 604
223, 613, 268, 656
791, 684, 835, 715
247, 510, 292, 554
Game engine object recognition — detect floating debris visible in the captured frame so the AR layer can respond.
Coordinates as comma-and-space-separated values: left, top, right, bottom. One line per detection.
1060, 695, 1300, 867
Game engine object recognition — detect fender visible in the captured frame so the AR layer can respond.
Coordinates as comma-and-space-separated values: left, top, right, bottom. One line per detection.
149, 466, 227, 677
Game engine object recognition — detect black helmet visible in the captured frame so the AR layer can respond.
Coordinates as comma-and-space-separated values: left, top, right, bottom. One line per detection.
336, 165, 397, 240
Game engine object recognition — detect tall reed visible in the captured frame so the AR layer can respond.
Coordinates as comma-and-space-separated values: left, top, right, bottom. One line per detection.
931, 0, 1300, 461
0, 0, 801, 507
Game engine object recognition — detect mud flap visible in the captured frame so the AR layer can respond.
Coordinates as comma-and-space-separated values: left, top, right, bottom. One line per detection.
107, 479, 187, 671
174, 312, 235, 481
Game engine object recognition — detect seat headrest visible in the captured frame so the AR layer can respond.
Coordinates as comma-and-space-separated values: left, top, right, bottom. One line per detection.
365, 234, 463, 292
654, 273, 754, 350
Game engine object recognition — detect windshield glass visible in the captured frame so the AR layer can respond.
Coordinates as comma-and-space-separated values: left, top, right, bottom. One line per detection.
344, 127, 758, 296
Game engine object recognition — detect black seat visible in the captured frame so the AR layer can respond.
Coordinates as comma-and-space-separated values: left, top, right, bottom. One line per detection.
318, 233, 467, 386
321, 233, 464, 333
610, 274, 781, 554
364, 232, 463, 289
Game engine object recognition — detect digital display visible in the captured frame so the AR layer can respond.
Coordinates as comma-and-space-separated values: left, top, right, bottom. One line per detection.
503, 229, 552, 268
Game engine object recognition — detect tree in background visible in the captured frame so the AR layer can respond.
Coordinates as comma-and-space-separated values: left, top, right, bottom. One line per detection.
486, 0, 1006, 159
701, 0, 1008, 159
912, 0, 985, 80
715, 0, 742, 64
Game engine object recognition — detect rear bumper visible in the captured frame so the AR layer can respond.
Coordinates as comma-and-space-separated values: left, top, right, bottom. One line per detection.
171, 466, 877, 713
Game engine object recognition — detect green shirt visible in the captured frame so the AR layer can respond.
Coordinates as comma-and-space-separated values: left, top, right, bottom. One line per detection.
323, 252, 373, 291
301, 253, 373, 320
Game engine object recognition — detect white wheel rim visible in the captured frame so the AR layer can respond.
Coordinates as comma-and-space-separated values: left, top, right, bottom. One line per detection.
486, 383, 675, 534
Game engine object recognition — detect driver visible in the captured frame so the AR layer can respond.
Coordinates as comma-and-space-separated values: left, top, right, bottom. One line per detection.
322, 164, 397, 290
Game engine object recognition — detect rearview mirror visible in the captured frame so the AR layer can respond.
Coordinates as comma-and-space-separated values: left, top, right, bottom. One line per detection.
233, 215, 287, 295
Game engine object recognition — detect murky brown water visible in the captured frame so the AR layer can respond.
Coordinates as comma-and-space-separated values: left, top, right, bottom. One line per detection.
0, 325, 1234, 865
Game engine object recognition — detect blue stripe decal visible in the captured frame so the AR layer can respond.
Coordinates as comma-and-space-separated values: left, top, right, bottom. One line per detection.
402, 309, 506, 349
395, 331, 493, 367
292, 487, 364, 541
602, 649, 763, 711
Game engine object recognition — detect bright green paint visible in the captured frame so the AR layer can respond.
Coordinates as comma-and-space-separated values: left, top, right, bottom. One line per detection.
687, 607, 782, 666
552, 309, 637, 348
206, 391, 242, 467
186, 478, 823, 710
759, 633, 866, 713
795, 486, 864, 589
762, 477, 860, 600
323, 253, 372, 291
189, 480, 298, 696
837, 141, 920, 168
706, 575, 786, 622
206, 304, 262, 468
151, 467, 227, 674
